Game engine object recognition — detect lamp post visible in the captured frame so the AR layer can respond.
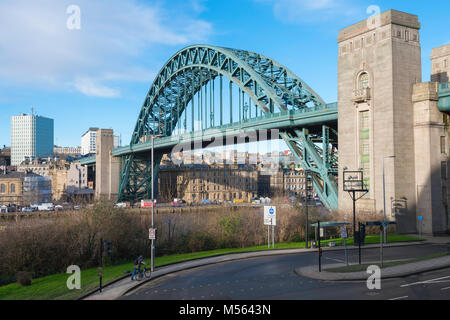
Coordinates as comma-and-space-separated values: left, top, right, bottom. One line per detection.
304, 170, 312, 248
150, 134, 162, 272
382, 155, 395, 244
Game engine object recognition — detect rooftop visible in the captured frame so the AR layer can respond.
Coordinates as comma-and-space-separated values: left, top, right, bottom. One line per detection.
338, 9, 420, 43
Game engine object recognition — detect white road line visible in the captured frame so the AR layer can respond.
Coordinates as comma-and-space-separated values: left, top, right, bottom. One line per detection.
389, 296, 408, 300
400, 275, 450, 288
326, 257, 344, 263
441, 287, 450, 291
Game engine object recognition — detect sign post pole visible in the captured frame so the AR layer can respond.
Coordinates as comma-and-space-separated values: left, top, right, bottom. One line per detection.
318, 220, 322, 272
272, 219, 274, 249
418, 216, 423, 239
264, 206, 276, 249
380, 225, 384, 268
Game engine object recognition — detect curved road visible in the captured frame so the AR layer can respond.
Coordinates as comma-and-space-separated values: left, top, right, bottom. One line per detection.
122, 244, 450, 300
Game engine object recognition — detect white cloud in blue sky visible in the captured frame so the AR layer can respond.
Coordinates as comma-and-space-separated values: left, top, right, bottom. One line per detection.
0, 0, 213, 98
254, 0, 360, 23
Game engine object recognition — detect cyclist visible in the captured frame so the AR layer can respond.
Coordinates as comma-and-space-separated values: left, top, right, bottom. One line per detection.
131, 255, 147, 280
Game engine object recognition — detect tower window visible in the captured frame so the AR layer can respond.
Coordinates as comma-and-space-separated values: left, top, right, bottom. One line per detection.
359, 73, 370, 89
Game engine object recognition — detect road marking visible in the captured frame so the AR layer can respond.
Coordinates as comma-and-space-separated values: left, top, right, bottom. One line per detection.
326, 257, 344, 263
389, 296, 408, 300
400, 275, 450, 288
441, 287, 450, 291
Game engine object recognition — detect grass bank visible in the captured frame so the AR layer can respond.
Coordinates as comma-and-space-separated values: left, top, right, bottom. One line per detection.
0, 234, 421, 300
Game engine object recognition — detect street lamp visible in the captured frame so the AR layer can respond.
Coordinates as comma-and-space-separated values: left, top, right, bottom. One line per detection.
150, 134, 163, 272
304, 170, 313, 248
382, 155, 396, 244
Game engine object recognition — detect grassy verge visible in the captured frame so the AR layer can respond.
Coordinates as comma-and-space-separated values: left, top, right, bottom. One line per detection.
326, 252, 449, 273
0, 234, 421, 300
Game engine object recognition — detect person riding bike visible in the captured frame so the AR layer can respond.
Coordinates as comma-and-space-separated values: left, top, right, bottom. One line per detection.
131, 255, 147, 280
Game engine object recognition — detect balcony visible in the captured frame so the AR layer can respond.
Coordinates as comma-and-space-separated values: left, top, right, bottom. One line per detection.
352, 87, 371, 103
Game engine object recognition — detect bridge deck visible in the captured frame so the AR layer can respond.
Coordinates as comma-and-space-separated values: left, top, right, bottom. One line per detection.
112, 104, 338, 157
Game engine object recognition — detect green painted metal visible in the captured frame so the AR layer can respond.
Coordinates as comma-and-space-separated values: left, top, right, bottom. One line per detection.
438, 82, 450, 114
117, 45, 338, 207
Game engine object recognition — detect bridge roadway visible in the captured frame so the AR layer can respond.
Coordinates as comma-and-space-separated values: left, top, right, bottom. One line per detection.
80, 103, 337, 167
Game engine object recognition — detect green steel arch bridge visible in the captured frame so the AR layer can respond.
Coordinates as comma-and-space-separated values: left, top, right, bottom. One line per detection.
96, 45, 340, 209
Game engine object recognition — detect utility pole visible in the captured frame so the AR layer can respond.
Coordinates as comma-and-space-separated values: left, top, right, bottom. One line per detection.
151, 135, 155, 272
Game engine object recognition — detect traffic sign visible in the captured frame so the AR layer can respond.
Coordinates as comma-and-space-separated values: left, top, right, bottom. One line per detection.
149, 228, 157, 240
340, 226, 347, 239
264, 206, 276, 226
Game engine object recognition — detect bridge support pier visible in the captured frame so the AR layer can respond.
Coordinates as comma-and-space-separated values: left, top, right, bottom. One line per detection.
95, 129, 120, 201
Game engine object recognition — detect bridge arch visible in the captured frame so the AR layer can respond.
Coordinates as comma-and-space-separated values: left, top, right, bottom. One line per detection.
119, 45, 338, 209
131, 45, 326, 143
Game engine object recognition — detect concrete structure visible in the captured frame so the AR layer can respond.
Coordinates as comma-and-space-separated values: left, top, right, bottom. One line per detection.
431, 44, 450, 83
338, 10, 422, 233
95, 129, 120, 201
412, 82, 449, 235
338, 10, 449, 235
11, 113, 54, 166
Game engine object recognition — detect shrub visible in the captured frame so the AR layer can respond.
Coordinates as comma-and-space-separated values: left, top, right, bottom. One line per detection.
16, 271, 32, 286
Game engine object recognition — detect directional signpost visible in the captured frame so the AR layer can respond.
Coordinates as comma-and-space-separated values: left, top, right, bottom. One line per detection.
264, 206, 276, 249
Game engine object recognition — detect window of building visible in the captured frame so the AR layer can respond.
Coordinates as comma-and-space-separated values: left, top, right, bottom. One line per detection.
359, 72, 370, 89
10, 184, 15, 194
359, 111, 371, 188
0, 184, 4, 193
441, 137, 446, 154
441, 162, 447, 181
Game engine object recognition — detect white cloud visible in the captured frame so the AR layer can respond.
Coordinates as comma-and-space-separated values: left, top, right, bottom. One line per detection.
74, 77, 120, 98
0, 0, 213, 97
255, 0, 359, 24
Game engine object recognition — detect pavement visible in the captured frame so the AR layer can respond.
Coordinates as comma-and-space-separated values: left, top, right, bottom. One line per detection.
82, 239, 450, 300
295, 255, 450, 281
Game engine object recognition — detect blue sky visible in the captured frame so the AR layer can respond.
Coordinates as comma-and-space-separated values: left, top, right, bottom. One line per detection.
0, 0, 448, 148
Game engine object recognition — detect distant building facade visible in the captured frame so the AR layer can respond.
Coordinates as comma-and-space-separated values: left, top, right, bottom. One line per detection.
81, 128, 119, 155
0, 172, 51, 206
54, 146, 82, 156
10, 113, 54, 166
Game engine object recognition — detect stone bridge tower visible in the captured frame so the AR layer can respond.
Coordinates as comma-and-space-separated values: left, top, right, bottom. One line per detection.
338, 10, 422, 233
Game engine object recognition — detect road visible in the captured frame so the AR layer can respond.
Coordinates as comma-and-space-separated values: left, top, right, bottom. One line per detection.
122, 243, 450, 300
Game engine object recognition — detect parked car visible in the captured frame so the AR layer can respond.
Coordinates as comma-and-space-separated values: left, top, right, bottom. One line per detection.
73, 205, 80, 210
21, 207, 33, 213
38, 203, 54, 211
114, 202, 127, 208
55, 205, 64, 211
0, 205, 8, 213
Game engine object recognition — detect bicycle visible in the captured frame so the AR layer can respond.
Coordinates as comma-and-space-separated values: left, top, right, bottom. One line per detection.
133, 266, 152, 281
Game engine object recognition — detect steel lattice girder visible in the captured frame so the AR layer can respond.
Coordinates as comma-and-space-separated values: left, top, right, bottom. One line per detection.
279, 125, 338, 210
119, 45, 338, 207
